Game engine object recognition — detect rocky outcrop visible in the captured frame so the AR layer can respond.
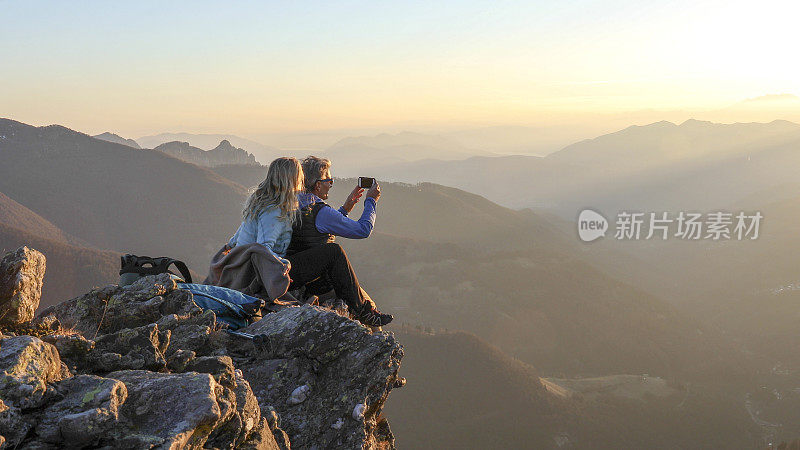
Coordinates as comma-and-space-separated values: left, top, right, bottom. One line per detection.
232, 306, 404, 449
1, 251, 404, 449
154, 140, 258, 167
0, 276, 272, 448
0, 246, 46, 326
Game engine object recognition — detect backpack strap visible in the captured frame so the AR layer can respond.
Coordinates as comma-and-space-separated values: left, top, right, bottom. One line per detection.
164, 259, 193, 284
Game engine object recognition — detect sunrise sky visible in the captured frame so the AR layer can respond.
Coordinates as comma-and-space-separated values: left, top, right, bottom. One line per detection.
1, 0, 798, 136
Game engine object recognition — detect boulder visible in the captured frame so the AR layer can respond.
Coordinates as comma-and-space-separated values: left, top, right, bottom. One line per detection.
0, 246, 46, 326
234, 305, 404, 449
2, 363, 277, 449
34, 374, 128, 446
0, 335, 65, 409
108, 369, 269, 449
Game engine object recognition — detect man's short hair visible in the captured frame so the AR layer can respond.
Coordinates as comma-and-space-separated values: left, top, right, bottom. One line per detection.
301, 156, 332, 192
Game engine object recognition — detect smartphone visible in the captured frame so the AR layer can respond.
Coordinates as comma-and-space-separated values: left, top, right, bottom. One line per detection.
358, 177, 376, 189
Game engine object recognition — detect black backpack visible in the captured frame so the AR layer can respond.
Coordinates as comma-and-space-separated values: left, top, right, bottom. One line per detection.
119, 254, 192, 286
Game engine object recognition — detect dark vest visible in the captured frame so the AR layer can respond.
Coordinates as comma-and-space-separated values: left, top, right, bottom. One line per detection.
286, 202, 336, 256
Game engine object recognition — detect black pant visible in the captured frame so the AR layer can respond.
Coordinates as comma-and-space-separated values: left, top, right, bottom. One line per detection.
286, 243, 368, 314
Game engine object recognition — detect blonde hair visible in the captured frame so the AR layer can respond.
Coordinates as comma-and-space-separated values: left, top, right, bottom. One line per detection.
301, 156, 332, 192
242, 157, 304, 224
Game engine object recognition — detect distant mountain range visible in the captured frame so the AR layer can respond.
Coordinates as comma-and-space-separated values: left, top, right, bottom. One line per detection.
323, 131, 494, 176
93, 132, 141, 149
443, 124, 594, 156
134, 130, 503, 174
740, 93, 800, 104
137, 132, 282, 163
153, 139, 258, 167
1, 116, 792, 446
0, 118, 247, 276
357, 119, 800, 215
0, 191, 117, 305
95, 131, 262, 166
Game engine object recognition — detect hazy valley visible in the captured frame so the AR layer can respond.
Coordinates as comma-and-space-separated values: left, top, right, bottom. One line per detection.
3, 117, 800, 447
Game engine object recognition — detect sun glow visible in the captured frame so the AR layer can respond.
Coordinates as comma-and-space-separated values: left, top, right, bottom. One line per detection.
1, 1, 798, 135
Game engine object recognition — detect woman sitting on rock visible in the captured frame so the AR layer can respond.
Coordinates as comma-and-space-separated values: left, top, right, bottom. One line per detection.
217, 157, 392, 327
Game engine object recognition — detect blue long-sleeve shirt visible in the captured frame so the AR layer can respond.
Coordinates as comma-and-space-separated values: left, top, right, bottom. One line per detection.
298, 192, 376, 239
227, 206, 292, 264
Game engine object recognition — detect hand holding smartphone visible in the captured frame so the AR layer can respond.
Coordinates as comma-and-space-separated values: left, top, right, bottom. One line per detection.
358, 177, 376, 188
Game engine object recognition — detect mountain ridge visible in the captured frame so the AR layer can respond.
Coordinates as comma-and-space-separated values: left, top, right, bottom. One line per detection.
137, 132, 282, 163
0, 191, 83, 246
93, 132, 141, 149
0, 118, 248, 271
153, 139, 259, 167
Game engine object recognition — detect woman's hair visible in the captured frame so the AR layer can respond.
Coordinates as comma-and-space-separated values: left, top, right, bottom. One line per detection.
301, 156, 332, 192
242, 157, 304, 223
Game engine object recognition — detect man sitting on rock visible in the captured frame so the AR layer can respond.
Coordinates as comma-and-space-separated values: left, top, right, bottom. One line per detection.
286, 156, 388, 324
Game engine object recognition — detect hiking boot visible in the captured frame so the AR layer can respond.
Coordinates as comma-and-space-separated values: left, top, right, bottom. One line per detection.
357, 308, 393, 327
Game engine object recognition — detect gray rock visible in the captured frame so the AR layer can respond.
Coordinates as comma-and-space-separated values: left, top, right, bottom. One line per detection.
92, 323, 170, 372
0, 247, 45, 326
352, 403, 366, 421
232, 370, 264, 444
106, 369, 275, 449
166, 349, 196, 372
35, 375, 127, 446
236, 305, 403, 450
40, 274, 227, 356
38, 274, 197, 337
162, 308, 223, 356
204, 363, 264, 449
185, 355, 235, 385
5, 368, 277, 449
0, 335, 65, 409
31, 314, 60, 332
0, 398, 31, 448
108, 370, 223, 448
287, 385, 310, 405
238, 418, 281, 450
42, 333, 95, 373
262, 406, 292, 450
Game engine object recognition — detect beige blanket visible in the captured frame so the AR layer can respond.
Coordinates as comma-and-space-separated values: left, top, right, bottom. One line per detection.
203, 243, 290, 301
